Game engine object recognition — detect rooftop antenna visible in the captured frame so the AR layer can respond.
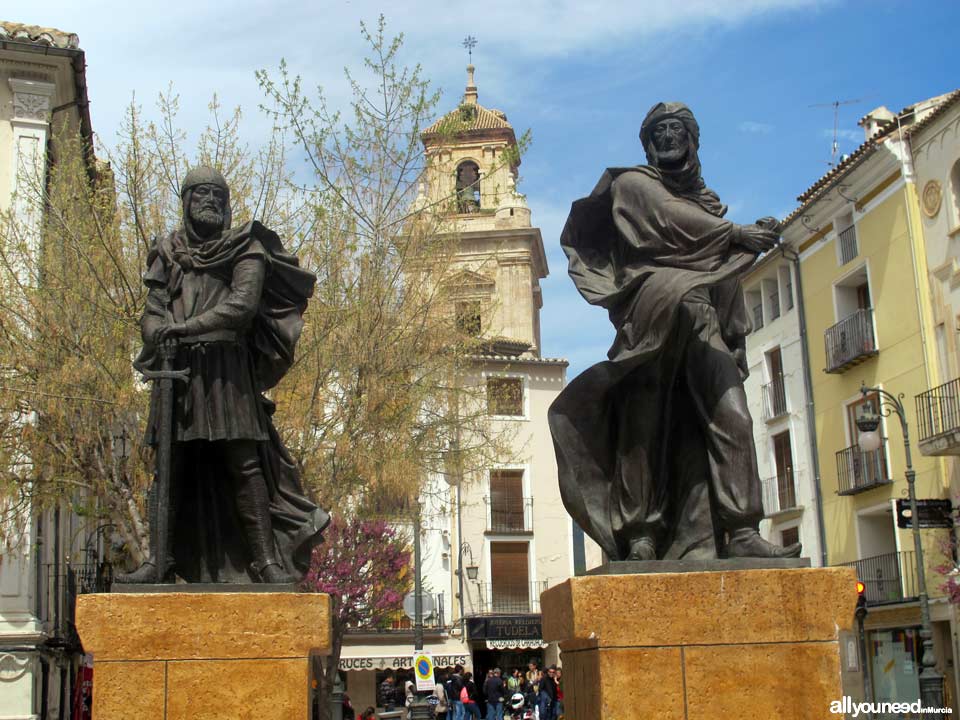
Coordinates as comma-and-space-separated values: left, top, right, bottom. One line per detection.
462, 35, 477, 63
809, 97, 869, 167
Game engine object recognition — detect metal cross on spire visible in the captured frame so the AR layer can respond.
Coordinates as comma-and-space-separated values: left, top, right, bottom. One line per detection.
462, 36, 477, 63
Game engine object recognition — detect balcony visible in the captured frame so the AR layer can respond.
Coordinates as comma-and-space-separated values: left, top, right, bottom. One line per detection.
840, 551, 918, 606
916, 377, 960, 456
761, 471, 800, 517
484, 496, 533, 534
824, 308, 877, 373
475, 580, 546, 615
761, 375, 788, 421
836, 442, 891, 495
346, 592, 447, 634
39, 562, 112, 649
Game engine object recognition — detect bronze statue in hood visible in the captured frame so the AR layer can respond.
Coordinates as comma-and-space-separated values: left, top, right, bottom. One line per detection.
118, 165, 329, 584
549, 102, 801, 562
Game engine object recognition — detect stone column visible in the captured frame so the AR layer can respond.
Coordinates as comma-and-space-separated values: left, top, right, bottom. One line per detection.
76, 592, 332, 719
542, 567, 857, 719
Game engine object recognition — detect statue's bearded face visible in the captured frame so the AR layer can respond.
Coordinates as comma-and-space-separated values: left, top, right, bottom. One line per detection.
651, 119, 688, 167
188, 183, 228, 236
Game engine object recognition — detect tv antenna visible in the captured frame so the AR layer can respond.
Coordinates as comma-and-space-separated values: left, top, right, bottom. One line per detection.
809, 97, 869, 167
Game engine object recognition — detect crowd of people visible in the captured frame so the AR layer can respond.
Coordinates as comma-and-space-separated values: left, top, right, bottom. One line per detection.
367, 662, 564, 720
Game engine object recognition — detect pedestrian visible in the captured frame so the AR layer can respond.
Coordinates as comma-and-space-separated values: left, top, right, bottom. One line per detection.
360, 708, 376, 720
379, 672, 397, 711
461, 672, 482, 719
506, 668, 521, 695
483, 668, 504, 720
525, 662, 539, 693
447, 664, 465, 720
435, 671, 449, 719
538, 666, 557, 720
342, 693, 355, 720
554, 669, 563, 719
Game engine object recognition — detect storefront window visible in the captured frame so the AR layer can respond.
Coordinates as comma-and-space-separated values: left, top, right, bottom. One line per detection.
869, 627, 921, 715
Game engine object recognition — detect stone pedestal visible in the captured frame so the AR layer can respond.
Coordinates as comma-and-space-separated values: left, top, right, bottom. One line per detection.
76, 592, 331, 720
542, 567, 856, 720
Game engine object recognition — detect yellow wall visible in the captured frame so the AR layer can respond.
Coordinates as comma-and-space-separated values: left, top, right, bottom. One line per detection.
800, 183, 949, 570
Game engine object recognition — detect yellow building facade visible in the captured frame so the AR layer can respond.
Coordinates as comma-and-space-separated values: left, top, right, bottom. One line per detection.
783, 96, 958, 710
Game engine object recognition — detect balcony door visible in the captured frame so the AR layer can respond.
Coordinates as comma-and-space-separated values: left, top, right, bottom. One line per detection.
772, 431, 796, 510
490, 470, 524, 532
847, 393, 888, 487
490, 542, 530, 613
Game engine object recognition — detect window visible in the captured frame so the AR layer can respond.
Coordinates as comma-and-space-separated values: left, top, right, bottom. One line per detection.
781, 266, 794, 311
763, 348, 787, 420
837, 211, 857, 265
489, 470, 525, 532
455, 160, 480, 213
769, 287, 781, 321
487, 377, 523, 416
951, 159, 960, 226
773, 430, 796, 510
490, 542, 530, 613
455, 300, 481, 336
781, 526, 800, 548
745, 289, 762, 332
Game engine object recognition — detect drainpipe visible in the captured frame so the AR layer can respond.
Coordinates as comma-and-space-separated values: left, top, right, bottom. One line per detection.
783, 246, 829, 568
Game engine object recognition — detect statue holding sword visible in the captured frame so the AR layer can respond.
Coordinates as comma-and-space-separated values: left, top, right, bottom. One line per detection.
117, 166, 329, 585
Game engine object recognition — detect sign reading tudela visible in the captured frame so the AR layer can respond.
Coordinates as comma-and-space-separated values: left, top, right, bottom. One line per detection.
339, 654, 469, 671
467, 616, 542, 641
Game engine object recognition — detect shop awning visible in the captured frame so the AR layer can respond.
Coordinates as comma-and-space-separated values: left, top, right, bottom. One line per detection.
484, 639, 548, 650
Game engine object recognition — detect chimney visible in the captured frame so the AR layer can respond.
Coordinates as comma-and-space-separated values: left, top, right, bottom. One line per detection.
858, 106, 894, 140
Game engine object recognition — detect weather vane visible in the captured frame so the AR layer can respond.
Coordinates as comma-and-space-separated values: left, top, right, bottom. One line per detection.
462, 36, 477, 63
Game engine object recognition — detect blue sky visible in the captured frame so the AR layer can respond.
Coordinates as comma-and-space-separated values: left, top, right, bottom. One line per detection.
10, 0, 958, 378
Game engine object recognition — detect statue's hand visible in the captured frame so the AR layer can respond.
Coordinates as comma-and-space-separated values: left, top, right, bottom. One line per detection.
755, 216, 782, 235
736, 223, 779, 254
155, 322, 187, 343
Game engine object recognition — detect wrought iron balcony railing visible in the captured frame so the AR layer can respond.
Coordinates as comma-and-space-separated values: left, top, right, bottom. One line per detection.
836, 441, 891, 495
475, 580, 546, 615
761, 375, 788, 421
840, 551, 918, 605
484, 496, 533, 533
761, 471, 800, 516
916, 377, 960, 453
348, 592, 446, 633
39, 562, 112, 648
824, 308, 877, 373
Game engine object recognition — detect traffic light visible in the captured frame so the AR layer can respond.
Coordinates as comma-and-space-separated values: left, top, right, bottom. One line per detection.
855, 580, 868, 621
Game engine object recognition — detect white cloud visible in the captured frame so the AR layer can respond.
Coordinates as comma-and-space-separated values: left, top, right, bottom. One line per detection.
739, 120, 774, 134
820, 128, 863, 142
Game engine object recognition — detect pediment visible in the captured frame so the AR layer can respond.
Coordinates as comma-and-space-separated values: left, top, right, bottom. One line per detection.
443, 269, 496, 291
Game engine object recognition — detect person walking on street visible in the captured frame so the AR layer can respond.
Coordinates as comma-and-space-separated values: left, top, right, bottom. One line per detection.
435, 671, 449, 719
447, 665, 465, 720
461, 672, 482, 719
538, 666, 557, 720
484, 669, 504, 720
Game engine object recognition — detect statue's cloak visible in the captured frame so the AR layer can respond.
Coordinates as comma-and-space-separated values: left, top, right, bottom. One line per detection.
135, 220, 328, 582
547, 167, 754, 561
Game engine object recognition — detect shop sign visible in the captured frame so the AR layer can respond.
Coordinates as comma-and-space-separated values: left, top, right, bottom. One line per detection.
895, 499, 953, 529
467, 616, 542, 640
339, 654, 469, 671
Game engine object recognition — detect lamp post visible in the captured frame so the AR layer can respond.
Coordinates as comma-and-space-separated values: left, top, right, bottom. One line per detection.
855, 383, 944, 709
408, 499, 434, 720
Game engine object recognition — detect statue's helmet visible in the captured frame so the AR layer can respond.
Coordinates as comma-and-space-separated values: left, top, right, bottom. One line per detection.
180, 165, 231, 235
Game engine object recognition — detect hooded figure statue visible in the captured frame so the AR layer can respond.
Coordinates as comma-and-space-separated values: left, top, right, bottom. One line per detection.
118, 165, 329, 584
548, 102, 802, 562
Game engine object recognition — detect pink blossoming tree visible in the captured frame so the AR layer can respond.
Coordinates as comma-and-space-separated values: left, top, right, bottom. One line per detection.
303, 517, 413, 719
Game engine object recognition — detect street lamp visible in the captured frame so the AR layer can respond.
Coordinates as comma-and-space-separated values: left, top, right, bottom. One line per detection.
855, 383, 944, 709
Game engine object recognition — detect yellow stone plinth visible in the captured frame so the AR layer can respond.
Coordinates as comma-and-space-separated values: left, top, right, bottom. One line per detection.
76, 592, 331, 720
542, 567, 857, 720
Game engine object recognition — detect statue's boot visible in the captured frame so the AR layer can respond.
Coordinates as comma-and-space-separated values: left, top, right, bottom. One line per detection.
233, 452, 296, 584
723, 528, 802, 559
115, 479, 177, 583
626, 537, 657, 561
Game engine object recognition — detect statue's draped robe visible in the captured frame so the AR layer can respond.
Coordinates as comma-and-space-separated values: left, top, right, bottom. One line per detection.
548, 167, 756, 561
135, 220, 328, 582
